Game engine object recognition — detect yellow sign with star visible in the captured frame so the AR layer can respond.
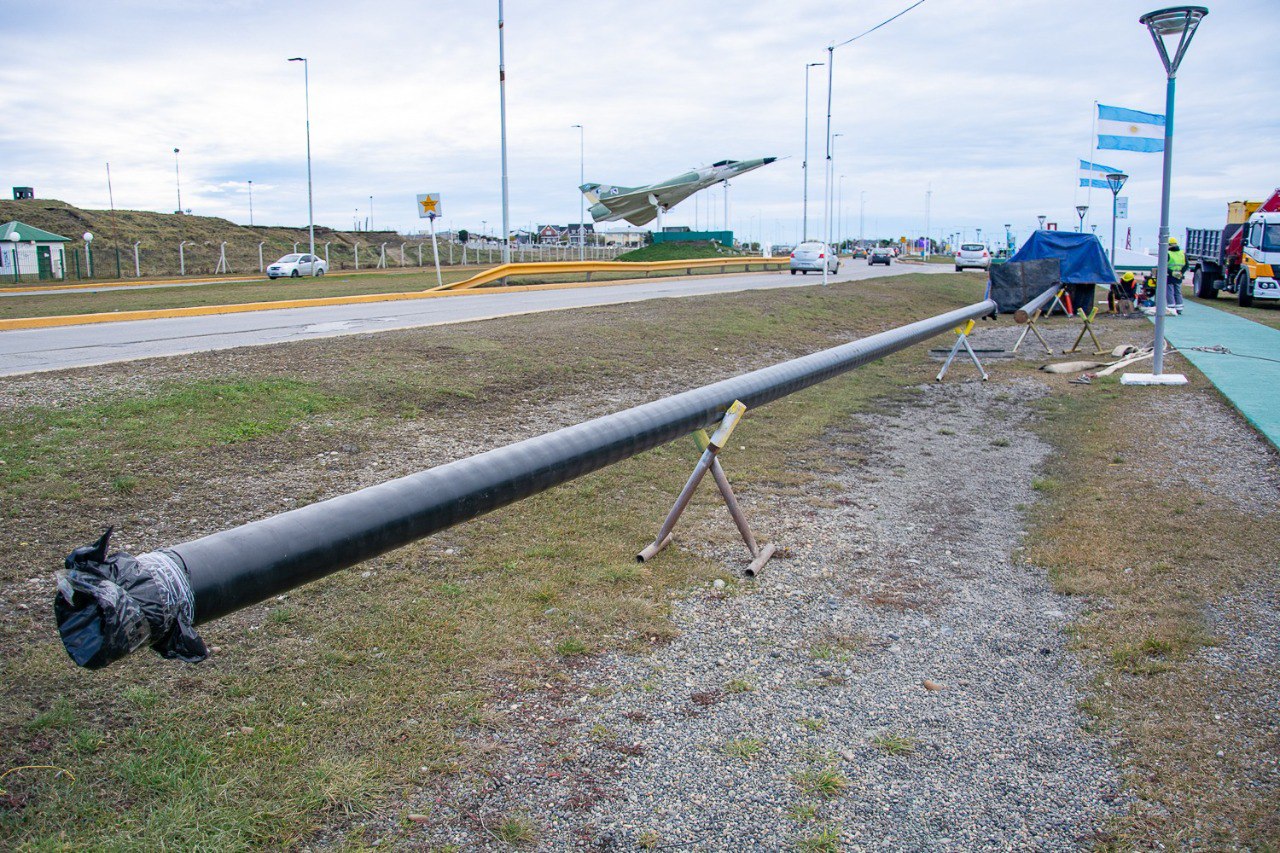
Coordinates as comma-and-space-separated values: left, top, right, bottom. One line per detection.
416, 193, 441, 219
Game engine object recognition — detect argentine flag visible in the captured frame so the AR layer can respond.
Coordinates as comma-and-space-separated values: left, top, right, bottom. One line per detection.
1079, 159, 1121, 189
1097, 103, 1165, 152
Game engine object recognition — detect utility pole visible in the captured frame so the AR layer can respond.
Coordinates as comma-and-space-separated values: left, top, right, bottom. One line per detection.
802, 61, 823, 241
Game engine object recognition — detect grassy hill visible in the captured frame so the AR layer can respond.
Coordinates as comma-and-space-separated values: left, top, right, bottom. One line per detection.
616, 240, 744, 262
0, 198, 418, 279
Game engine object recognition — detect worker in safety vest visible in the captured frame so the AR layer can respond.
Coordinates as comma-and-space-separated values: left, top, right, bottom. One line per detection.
1110, 271, 1137, 313
1166, 237, 1187, 314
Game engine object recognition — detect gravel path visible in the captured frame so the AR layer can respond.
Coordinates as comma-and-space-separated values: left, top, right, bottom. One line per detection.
406, 378, 1123, 850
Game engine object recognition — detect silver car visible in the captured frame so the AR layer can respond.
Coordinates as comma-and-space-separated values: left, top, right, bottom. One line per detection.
267, 253, 328, 279
789, 241, 839, 275
954, 243, 990, 272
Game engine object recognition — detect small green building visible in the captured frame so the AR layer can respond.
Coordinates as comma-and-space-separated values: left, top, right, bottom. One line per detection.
1, 221, 71, 281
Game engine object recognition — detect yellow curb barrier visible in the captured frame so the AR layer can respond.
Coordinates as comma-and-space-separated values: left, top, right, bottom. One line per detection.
0, 259, 789, 331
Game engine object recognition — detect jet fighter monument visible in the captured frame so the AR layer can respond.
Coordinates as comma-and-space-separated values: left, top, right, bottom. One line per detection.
580, 157, 778, 228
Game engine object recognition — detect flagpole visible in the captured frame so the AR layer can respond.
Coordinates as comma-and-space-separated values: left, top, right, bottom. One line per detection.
1085, 100, 1098, 221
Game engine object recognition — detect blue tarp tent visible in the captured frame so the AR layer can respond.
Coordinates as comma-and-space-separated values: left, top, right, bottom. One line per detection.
1007, 230, 1115, 283
989, 231, 1116, 314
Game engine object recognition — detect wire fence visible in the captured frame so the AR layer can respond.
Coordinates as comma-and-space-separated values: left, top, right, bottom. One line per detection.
0, 238, 636, 285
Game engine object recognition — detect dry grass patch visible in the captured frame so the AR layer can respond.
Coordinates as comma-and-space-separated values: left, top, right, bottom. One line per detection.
1025, 372, 1280, 848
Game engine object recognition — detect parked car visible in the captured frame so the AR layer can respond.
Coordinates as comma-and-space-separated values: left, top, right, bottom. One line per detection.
789, 241, 839, 275
954, 243, 990, 271
267, 253, 328, 278
868, 247, 893, 266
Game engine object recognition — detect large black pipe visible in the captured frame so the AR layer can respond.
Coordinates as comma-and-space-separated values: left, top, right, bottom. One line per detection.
1014, 284, 1061, 324
55, 299, 997, 668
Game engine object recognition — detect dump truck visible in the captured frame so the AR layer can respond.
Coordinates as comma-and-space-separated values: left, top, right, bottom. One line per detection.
1185, 188, 1280, 306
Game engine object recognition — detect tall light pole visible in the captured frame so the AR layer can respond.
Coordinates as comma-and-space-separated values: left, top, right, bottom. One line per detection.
287, 57, 315, 257
802, 61, 823, 241
369, 195, 374, 231
248, 180, 254, 226
172, 148, 182, 214
1139, 5, 1207, 379
497, 0, 511, 264
1037, 215, 1047, 231
1105, 172, 1128, 265
924, 186, 932, 261
571, 124, 584, 260
1075, 204, 1089, 233
859, 191, 867, 247
837, 175, 846, 254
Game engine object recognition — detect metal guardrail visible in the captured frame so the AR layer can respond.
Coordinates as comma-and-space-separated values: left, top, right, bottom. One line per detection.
53, 298, 998, 669
429, 257, 790, 291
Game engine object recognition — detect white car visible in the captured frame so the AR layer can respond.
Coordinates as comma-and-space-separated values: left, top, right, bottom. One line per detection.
267, 253, 328, 279
789, 241, 839, 275
954, 243, 990, 271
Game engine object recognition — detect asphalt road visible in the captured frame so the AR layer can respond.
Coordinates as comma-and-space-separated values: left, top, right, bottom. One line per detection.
0, 263, 948, 376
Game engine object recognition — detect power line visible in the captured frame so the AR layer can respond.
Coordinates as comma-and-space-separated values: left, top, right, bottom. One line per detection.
834, 0, 928, 49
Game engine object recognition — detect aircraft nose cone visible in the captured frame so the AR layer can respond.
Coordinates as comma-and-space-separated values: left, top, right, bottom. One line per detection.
763, 157, 777, 164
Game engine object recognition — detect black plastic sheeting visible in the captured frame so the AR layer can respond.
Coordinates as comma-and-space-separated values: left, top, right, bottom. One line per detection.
55, 528, 206, 669
55, 300, 996, 668
989, 258, 1062, 314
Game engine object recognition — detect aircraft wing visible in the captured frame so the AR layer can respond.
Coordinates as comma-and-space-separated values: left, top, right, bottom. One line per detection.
590, 182, 707, 227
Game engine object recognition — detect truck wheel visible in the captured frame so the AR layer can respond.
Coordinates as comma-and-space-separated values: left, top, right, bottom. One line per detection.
1236, 268, 1253, 307
1194, 270, 1219, 299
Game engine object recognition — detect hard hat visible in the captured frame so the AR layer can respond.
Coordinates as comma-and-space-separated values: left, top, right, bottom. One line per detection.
1121, 271, 1135, 281
1168, 236, 1179, 245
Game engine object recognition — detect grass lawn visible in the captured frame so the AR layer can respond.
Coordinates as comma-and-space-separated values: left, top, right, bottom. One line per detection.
0, 273, 975, 847
0, 275, 1272, 848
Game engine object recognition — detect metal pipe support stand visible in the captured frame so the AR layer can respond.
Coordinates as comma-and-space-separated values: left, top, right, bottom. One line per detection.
1011, 289, 1066, 355
1066, 306, 1107, 355
637, 400, 776, 577
936, 319, 989, 381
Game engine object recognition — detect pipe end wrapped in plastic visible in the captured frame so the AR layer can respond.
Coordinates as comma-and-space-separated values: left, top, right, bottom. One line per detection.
54, 528, 207, 669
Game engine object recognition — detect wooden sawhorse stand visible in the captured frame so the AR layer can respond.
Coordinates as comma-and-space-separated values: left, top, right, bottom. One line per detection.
936, 319, 989, 382
637, 400, 776, 577
1011, 287, 1069, 355
1065, 306, 1107, 355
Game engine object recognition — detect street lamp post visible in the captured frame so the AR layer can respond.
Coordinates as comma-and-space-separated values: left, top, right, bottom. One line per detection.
172, 148, 182, 214
837, 174, 845, 255
1105, 172, 1128, 266
7, 232, 19, 283
1075, 204, 1089, 233
1037, 215, 1047, 231
497, 0, 511, 264
802, 61, 823, 241
859, 191, 866, 247
83, 232, 94, 278
248, 180, 254, 226
1138, 5, 1207, 379
572, 124, 584, 260
287, 57, 315, 257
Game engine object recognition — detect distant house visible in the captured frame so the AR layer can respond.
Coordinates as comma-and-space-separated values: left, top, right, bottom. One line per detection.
0, 220, 71, 281
563, 223, 595, 245
598, 229, 647, 248
537, 224, 563, 244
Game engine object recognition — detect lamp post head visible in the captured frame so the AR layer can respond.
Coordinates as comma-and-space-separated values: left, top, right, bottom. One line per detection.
83, 232, 93, 242
807, 61, 823, 68
7, 232, 19, 242
1140, 6, 1207, 75
288, 56, 305, 62
173, 147, 179, 154
1037, 215, 1047, 229
1105, 172, 1128, 194
1076, 205, 1089, 218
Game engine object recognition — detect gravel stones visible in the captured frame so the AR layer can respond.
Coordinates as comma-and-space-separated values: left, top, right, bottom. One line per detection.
407, 378, 1124, 849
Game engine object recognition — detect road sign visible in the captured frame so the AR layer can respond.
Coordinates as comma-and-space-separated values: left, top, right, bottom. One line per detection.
1116, 197, 1129, 220
416, 193, 441, 219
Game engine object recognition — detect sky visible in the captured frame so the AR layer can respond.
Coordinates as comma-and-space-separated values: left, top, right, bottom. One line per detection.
2, 0, 1277, 251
